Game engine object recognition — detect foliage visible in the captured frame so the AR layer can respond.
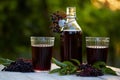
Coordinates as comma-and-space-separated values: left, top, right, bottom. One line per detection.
0, 57, 14, 66
49, 58, 78, 75
50, 58, 117, 76
0, 0, 51, 59
93, 61, 117, 75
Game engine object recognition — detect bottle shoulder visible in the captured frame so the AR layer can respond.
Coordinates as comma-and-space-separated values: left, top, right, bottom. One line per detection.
61, 30, 82, 37
61, 30, 82, 34
63, 20, 82, 31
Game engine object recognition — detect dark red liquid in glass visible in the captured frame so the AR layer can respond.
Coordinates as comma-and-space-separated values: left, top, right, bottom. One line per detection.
87, 46, 108, 65
60, 31, 82, 63
32, 45, 53, 71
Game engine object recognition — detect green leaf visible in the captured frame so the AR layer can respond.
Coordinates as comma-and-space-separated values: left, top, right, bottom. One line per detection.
92, 61, 117, 75
0, 57, 14, 66
70, 59, 80, 66
69, 67, 77, 74
59, 68, 67, 75
52, 58, 67, 67
63, 61, 74, 66
92, 61, 106, 69
49, 68, 60, 74
102, 67, 117, 75
50, 58, 78, 75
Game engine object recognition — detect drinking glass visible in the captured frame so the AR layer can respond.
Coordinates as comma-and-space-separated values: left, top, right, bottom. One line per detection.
86, 37, 110, 65
30, 37, 55, 71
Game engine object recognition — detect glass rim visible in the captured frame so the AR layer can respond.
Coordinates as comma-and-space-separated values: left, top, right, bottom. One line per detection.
30, 36, 55, 41
86, 37, 110, 40
86, 37, 110, 39
85, 37, 110, 42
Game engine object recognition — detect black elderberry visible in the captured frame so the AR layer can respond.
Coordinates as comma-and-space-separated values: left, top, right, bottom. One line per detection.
50, 11, 66, 33
2, 59, 34, 72
77, 64, 103, 77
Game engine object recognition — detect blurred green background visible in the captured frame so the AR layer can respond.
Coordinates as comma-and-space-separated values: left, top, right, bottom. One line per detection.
0, 0, 120, 67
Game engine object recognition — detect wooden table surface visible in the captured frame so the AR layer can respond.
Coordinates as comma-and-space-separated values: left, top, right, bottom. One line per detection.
0, 64, 120, 80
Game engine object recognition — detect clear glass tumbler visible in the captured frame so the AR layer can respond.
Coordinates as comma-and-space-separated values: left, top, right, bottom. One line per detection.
30, 37, 55, 71
86, 37, 110, 65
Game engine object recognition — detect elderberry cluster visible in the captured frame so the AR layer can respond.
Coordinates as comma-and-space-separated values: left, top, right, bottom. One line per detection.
2, 59, 34, 72
50, 11, 66, 33
77, 64, 103, 77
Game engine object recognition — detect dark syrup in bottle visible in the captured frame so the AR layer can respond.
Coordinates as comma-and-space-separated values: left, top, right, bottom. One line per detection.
61, 30, 82, 62
60, 7, 82, 63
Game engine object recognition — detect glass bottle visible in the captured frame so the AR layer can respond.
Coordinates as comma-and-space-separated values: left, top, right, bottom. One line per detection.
60, 7, 82, 63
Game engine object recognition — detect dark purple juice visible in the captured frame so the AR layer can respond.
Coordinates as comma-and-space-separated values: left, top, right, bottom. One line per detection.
87, 46, 108, 65
60, 30, 82, 63
32, 44, 53, 71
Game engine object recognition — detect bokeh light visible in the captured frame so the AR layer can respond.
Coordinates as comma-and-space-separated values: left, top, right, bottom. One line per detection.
91, 0, 120, 11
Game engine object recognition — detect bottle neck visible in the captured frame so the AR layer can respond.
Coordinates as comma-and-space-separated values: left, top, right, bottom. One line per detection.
62, 7, 82, 31
66, 16, 76, 23
63, 15, 82, 31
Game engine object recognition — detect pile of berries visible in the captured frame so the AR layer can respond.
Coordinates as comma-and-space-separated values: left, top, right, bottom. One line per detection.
77, 64, 103, 77
50, 11, 66, 33
2, 59, 34, 72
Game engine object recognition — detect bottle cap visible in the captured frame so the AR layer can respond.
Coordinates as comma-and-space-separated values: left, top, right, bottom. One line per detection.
66, 7, 76, 17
